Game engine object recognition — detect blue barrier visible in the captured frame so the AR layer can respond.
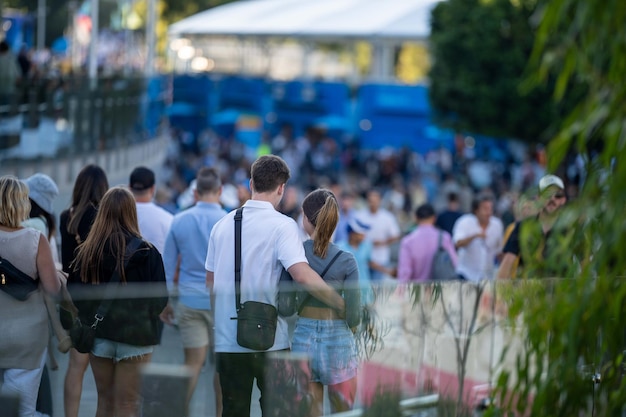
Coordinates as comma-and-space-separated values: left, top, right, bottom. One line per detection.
354, 83, 453, 152
167, 75, 461, 155
268, 80, 350, 139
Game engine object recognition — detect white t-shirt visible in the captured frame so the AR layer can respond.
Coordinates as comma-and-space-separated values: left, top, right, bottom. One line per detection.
205, 199, 307, 353
359, 208, 401, 266
136, 202, 173, 254
452, 214, 503, 282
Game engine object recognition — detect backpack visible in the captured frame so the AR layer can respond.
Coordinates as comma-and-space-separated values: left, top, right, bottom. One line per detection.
430, 230, 458, 281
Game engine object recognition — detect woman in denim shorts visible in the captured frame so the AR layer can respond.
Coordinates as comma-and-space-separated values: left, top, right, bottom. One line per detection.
70, 187, 168, 417
293, 188, 362, 415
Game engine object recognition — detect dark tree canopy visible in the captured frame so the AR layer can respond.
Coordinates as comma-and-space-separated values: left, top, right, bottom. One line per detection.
428, 0, 573, 144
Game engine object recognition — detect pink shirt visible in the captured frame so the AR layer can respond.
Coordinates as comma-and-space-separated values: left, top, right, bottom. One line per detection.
397, 224, 458, 282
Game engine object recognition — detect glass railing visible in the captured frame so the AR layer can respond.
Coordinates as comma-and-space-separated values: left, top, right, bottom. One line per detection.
3, 277, 618, 417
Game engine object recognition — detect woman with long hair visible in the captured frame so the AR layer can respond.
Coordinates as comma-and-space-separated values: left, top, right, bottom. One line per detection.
293, 188, 361, 416
0, 175, 60, 417
70, 186, 168, 417
60, 164, 109, 417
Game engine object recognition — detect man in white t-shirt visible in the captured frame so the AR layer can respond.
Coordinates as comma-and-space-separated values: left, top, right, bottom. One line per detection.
129, 166, 173, 254
359, 189, 401, 281
205, 155, 344, 417
452, 195, 503, 282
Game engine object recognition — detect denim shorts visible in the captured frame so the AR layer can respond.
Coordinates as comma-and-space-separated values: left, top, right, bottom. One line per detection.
92, 338, 154, 362
291, 318, 358, 385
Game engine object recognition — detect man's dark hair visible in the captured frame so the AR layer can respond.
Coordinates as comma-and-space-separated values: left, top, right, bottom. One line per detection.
416, 203, 435, 220
0, 41, 9, 53
195, 167, 221, 195
471, 194, 493, 213
447, 192, 459, 203
250, 155, 290, 193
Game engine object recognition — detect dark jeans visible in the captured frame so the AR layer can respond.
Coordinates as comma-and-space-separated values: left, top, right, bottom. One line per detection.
217, 350, 288, 417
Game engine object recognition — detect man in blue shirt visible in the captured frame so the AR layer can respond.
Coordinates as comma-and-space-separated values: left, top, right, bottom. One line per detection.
160, 166, 227, 416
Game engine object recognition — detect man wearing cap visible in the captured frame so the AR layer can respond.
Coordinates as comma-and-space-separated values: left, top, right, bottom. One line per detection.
398, 203, 458, 283
497, 174, 568, 279
129, 166, 173, 254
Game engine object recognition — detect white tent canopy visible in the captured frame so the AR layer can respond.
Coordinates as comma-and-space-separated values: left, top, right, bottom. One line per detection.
169, 0, 443, 41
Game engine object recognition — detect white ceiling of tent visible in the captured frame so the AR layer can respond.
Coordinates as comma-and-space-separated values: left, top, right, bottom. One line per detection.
169, 0, 443, 41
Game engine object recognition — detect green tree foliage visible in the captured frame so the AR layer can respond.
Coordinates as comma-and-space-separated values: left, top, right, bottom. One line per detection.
162, 0, 234, 26
487, 0, 626, 415
428, 0, 575, 144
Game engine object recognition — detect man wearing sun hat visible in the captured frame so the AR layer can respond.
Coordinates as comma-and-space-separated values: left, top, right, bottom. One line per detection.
497, 174, 569, 279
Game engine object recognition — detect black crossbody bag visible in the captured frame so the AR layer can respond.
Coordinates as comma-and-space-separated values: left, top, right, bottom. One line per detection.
70, 238, 142, 353
232, 207, 279, 351
0, 255, 39, 301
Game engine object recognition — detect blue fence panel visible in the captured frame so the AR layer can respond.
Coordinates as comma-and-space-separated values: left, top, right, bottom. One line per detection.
167, 74, 217, 144
355, 83, 453, 153
268, 80, 350, 139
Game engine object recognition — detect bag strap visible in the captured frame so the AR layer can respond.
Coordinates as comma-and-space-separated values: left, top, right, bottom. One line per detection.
297, 250, 343, 314
234, 207, 244, 311
92, 237, 142, 327
438, 230, 443, 250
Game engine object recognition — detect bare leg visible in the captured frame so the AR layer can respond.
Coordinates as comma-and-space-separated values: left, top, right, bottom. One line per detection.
183, 346, 207, 413
328, 377, 357, 414
89, 354, 115, 417
308, 382, 324, 417
64, 349, 90, 417
113, 353, 152, 417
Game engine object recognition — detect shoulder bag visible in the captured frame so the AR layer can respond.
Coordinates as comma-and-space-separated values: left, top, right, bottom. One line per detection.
430, 230, 458, 281
277, 250, 343, 317
233, 207, 279, 351
0, 255, 39, 301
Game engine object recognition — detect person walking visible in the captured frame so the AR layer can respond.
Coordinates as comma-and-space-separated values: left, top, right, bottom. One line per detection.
359, 189, 401, 281
336, 215, 375, 308
0, 175, 61, 417
453, 195, 503, 281
21, 173, 61, 417
397, 203, 458, 283
160, 167, 226, 416
69, 187, 168, 417
128, 166, 173, 254
293, 188, 362, 415
22, 173, 60, 263
435, 192, 463, 236
59, 164, 109, 417
204, 155, 345, 417
497, 174, 569, 279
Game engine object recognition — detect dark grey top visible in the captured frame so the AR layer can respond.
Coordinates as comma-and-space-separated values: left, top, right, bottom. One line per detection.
300, 240, 361, 328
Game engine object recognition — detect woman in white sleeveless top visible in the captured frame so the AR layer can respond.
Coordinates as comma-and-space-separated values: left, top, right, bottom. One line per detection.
0, 175, 60, 417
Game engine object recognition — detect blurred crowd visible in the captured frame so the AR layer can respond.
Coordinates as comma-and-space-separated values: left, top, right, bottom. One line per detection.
157, 123, 582, 243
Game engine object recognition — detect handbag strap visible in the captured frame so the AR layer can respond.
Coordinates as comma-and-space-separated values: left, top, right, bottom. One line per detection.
438, 230, 443, 250
92, 237, 142, 327
297, 250, 343, 314
234, 207, 244, 311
